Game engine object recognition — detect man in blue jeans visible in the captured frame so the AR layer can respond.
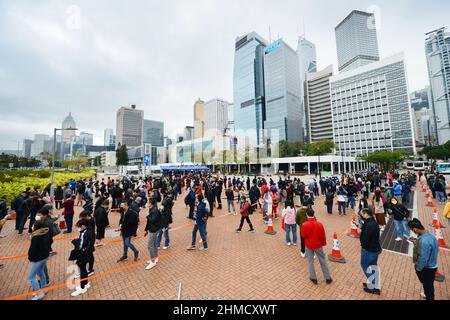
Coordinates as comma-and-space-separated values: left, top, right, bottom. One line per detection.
360, 208, 382, 295
187, 194, 208, 251
388, 198, 413, 244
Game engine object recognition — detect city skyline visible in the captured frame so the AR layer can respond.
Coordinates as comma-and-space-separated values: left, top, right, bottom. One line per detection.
1, 0, 449, 149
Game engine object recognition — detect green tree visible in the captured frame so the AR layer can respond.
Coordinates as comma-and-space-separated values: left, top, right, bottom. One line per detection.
278, 141, 305, 158
358, 150, 405, 170
420, 141, 450, 160
304, 140, 335, 178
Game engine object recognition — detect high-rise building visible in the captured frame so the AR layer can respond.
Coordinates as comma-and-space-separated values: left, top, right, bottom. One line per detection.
412, 108, 436, 146
79, 132, 94, 146
62, 112, 77, 143
305, 65, 334, 143
263, 39, 302, 142
183, 126, 194, 141
330, 53, 416, 156
297, 37, 318, 142
227, 103, 235, 136
335, 10, 380, 72
204, 98, 229, 137
104, 129, 116, 147
23, 139, 33, 158
116, 105, 144, 147
31, 134, 50, 157
193, 98, 205, 139
425, 27, 450, 145
233, 32, 268, 145
143, 119, 164, 147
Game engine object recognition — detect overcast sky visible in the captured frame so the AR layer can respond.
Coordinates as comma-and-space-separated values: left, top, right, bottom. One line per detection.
0, 0, 448, 150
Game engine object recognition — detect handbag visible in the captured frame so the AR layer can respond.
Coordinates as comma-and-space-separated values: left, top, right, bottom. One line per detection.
68, 238, 81, 261
52, 221, 61, 236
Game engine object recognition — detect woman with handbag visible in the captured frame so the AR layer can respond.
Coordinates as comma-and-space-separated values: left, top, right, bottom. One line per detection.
71, 219, 95, 297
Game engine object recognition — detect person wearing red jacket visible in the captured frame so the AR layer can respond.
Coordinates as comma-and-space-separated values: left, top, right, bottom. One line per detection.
301, 208, 333, 285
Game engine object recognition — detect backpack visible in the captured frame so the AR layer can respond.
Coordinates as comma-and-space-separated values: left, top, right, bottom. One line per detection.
11, 196, 21, 211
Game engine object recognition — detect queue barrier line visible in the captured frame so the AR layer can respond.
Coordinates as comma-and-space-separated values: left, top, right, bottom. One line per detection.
3, 213, 232, 300
4, 247, 185, 301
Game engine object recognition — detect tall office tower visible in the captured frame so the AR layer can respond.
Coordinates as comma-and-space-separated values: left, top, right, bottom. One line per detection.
31, 134, 50, 157
263, 39, 302, 142
79, 132, 94, 146
227, 103, 235, 135
193, 98, 205, 139
233, 32, 268, 145
62, 112, 77, 143
305, 65, 334, 143
297, 37, 317, 142
183, 126, 194, 141
335, 10, 380, 72
104, 129, 116, 147
204, 98, 229, 137
143, 119, 164, 147
23, 139, 33, 158
330, 53, 416, 156
116, 105, 144, 147
425, 27, 450, 145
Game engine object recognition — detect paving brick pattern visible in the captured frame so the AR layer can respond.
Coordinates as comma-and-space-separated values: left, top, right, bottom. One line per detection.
1, 183, 449, 300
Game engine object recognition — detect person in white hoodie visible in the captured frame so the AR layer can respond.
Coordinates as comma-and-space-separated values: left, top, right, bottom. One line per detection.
282, 199, 297, 246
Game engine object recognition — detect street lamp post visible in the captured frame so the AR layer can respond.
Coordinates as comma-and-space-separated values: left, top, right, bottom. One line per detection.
50, 127, 77, 200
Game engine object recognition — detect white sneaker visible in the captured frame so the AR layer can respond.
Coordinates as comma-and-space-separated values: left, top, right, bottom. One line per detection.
198, 239, 203, 243
420, 292, 426, 299
146, 258, 159, 264
293, 243, 297, 246
84, 283, 91, 289
395, 237, 402, 242
145, 262, 157, 270
32, 292, 45, 300
287, 242, 291, 246
163, 246, 169, 250
71, 287, 87, 297
74, 274, 80, 279
300, 252, 306, 258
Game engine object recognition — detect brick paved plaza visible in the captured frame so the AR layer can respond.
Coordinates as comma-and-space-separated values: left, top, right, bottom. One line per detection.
1, 180, 449, 300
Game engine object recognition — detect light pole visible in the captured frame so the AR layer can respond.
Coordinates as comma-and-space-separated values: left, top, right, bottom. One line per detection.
50, 127, 77, 200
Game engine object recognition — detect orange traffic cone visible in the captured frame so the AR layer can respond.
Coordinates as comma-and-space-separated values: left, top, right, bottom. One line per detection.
427, 196, 434, 207
435, 221, 447, 248
264, 217, 276, 235
347, 216, 360, 238
328, 232, 346, 263
430, 209, 439, 227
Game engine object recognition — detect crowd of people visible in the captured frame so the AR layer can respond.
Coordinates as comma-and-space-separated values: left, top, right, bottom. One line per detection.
0, 167, 446, 300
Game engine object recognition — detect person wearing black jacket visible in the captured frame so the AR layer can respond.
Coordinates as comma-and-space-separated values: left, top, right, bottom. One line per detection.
388, 198, 413, 243
117, 202, 139, 263
27, 220, 51, 300
215, 180, 223, 210
359, 209, 382, 295
144, 199, 162, 270
94, 199, 110, 247
249, 183, 261, 214
206, 187, 215, 217
325, 188, 334, 215
156, 196, 173, 250
71, 219, 95, 297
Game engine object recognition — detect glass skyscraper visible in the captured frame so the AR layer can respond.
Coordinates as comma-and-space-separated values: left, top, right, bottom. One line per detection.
264, 39, 302, 142
425, 27, 450, 145
297, 36, 317, 142
335, 10, 380, 72
143, 119, 164, 147
233, 32, 268, 145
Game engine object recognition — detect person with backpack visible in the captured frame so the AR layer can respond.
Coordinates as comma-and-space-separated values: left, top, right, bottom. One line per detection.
388, 198, 413, 243
62, 195, 76, 234
215, 180, 223, 210
144, 198, 162, 270
434, 178, 446, 205
187, 194, 208, 251
70, 219, 95, 297
156, 196, 173, 250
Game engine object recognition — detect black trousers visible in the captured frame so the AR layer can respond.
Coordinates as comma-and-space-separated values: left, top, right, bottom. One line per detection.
208, 201, 214, 216
326, 203, 333, 214
216, 194, 222, 208
76, 259, 89, 289
88, 254, 95, 272
238, 216, 253, 230
188, 204, 195, 219
416, 268, 437, 300
300, 236, 306, 254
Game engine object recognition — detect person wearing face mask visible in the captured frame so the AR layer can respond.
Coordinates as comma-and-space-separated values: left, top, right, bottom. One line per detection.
27, 219, 51, 300
359, 208, 382, 295
71, 219, 95, 297
408, 218, 439, 300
